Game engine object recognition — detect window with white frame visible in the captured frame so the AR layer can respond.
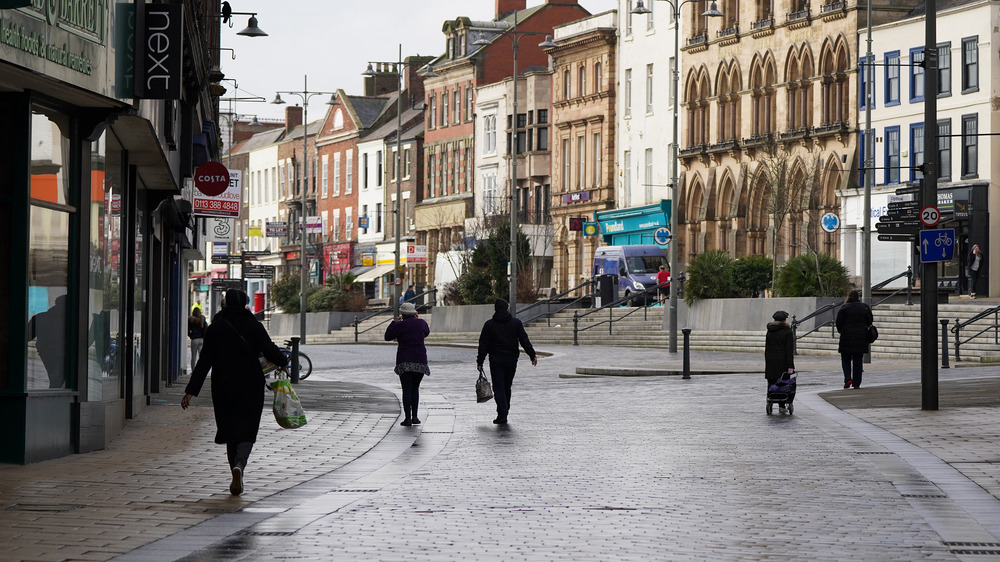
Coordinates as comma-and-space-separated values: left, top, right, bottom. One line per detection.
577, 135, 585, 189
333, 153, 341, 195
346, 150, 353, 194
321, 156, 329, 197
625, 68, 632, 116
483, 169, 498, 214
562, 138, 571, 191
646, 64, 654, 113
345, 207, 352, 240
593, 132, 602, 187
484, 115, 497, 154
645, 148, 653, 201
333, 208, 341, 241
623, 150, 631, 206
376, 150, 383, 187
442, 91, 449, 125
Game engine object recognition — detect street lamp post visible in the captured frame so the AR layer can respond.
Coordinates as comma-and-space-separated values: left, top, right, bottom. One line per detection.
363, 45, 407, 318
632, 0, 722, 352
272, 76, 336, 344
475, 14, 551, 317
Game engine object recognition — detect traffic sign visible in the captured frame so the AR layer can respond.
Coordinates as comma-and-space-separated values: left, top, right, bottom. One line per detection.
894, 185, 921, 195
918, 229, 955, 262
877, 218, 920, 227
653, 227, 671, 246
887, 201, 920, 211
878, 234, 916, 242
583, 222, 599, 236
821, 212, 840, 233
920, 206, 941, 227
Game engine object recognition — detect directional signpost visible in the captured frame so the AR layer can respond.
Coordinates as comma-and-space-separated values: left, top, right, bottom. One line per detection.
876, 189, 923, 243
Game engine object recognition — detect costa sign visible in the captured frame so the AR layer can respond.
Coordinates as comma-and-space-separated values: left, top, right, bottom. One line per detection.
195, 162, 230, 196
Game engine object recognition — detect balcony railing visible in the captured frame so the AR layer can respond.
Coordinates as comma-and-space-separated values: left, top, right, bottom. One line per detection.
786, 7, 810, 22
813, 121, 848, 136
707, 140, 740, 153
821, 1, 845, 13
686, 34, 708, 46
778, 127, 810, 142
718, 26, 739, 38
750, 18, 773, 30
679, 144, 707, 157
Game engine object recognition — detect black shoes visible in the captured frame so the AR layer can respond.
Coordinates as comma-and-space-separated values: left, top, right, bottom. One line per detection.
400, 419, 412, 426
411, 418, 421, 425
230, 465, 243, 496
493, 418, 507, 424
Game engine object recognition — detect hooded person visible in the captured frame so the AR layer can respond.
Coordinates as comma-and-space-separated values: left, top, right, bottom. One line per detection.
764, 310, 795, 411
180, 289, 288, 496
476, 298, 538, 424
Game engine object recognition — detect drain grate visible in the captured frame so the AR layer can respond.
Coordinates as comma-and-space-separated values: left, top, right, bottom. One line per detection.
238, 531, 295, 536
943, 541, 1000, 555
856, 451, 894, 454
329, 489, 379, 493
901, 494, 947, 498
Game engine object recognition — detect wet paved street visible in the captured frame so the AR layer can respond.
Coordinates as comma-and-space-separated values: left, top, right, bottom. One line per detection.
108, 343, 1000, 561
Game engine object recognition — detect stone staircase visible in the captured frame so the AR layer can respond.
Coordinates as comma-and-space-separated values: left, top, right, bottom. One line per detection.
310, 302, 1000, 363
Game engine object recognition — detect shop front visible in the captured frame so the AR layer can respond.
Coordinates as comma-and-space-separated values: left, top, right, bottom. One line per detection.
0, 3, 217, 463
595, 201, 672, 245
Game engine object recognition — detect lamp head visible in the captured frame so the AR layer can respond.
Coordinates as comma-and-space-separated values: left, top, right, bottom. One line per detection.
326, 95, 340, 106
237, 14, 267, 37
702, 1, 724, 17
473, 34, 490, 46
271, 93, 285, 105
538, 35, 559, 49
631, 0, 652, 14
361, 63, 375, 77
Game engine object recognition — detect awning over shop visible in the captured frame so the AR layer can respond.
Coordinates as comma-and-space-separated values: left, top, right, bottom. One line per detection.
354, 264, 394, 283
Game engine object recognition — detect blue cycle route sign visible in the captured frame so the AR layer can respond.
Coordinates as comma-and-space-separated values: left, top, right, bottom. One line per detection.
821, 212, 840, 233
918, 229, 955, 263
653, 227, 671, 246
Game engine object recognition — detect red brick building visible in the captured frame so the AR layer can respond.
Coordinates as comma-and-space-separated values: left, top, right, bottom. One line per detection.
416, 0, 591, 294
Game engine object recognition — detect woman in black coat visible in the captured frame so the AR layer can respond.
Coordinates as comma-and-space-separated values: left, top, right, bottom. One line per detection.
181, 289, 287, 495
764, 310, 795, 409
836, 289, 873, 389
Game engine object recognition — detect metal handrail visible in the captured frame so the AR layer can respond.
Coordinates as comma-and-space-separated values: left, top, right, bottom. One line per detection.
950, 304, 1000, 362
516, 279, 593, 327
571, 281, 668, 345
353, 288, 437, 343
871, 266, 913, 307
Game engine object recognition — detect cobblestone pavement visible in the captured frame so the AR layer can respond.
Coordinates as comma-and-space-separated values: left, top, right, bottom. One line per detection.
2, 344, 999, 561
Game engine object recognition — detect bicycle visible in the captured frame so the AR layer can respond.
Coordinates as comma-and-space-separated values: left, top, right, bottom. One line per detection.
282, 340, 313, 380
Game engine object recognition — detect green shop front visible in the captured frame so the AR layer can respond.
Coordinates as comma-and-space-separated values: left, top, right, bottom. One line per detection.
595, 201, 672, 245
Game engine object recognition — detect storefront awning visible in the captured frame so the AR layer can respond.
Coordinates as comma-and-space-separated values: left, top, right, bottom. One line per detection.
108, 114, 177, 191
354, 264, 394, 283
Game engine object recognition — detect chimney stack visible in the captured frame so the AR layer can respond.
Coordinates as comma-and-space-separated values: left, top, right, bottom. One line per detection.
285, 106, 303, 134
496, 0, 526, 19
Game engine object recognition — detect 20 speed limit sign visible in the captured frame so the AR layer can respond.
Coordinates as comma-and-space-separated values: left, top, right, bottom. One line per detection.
920, 206, 941, 227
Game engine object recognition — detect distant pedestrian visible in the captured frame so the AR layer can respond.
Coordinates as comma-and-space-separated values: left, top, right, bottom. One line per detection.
656, 265, 670, 304
764, 310, 795, 411
384, 301, 430, 426
969, 243, 985, 299
402, 284, 416, 304
180, 289, 288, 496
188, 307, 207, 373
836, 289, 873, 389
476, 298, 537, 424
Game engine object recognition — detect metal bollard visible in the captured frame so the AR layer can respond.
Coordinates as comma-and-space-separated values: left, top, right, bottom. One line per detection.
353, 315, 359, 343
573, 311, 580, 346
289, 336, 300, 384
940, 319, 950, 369
682, 328, 692, 379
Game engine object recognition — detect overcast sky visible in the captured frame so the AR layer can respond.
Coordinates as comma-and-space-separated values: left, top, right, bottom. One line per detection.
219, 0, 618, 123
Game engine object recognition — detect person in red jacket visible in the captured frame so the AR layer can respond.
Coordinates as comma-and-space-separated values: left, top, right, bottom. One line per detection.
656, 265, 670, 304
476, 298, 537, 425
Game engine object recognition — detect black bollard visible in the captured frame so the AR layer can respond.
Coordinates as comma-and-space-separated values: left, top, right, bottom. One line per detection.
682, 328, 692, 379
940, 319, 950, 369
289, 336, 300, 384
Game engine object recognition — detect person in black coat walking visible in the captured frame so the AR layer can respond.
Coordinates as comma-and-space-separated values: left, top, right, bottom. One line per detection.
476, 298, 537, 424
836, 289, 873, 389
764, 310, 795, 409
181, 289, 287, 495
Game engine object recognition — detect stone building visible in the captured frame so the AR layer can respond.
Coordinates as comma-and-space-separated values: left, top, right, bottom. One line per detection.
675, 0, 917, 266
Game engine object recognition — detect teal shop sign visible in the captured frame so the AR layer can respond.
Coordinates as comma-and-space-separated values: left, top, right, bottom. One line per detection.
595, 201, 672, 244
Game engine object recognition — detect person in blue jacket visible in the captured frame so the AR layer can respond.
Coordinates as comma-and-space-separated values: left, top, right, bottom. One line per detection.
476, 298, 537, 424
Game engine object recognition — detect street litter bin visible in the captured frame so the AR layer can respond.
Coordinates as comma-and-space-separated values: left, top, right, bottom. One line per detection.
596, 274, 618, 308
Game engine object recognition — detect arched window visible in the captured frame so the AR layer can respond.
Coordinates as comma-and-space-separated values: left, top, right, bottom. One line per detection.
594, 61, 603, 94
578, 65, 586, 98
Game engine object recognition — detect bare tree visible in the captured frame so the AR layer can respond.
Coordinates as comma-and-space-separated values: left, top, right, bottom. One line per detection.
750, 137, 821, 285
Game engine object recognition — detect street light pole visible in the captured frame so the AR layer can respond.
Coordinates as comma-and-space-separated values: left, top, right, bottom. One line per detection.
632, 0, 723, 352
475, 13, 552, 317
273, 76, 336, 344
362, 45, 408, 318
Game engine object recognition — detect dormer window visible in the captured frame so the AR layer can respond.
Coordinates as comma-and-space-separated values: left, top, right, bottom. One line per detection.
447, 37, 455, 59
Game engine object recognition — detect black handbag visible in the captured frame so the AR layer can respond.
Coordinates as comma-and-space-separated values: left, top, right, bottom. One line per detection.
867, 325, 879, 343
